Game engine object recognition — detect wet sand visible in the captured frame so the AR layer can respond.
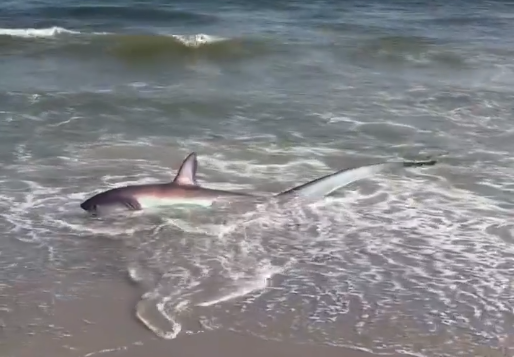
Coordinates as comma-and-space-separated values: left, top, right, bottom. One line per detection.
3, 277, 413, 357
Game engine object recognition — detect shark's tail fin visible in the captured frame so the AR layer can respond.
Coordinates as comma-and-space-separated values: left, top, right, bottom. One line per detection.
276, 158, 437, 200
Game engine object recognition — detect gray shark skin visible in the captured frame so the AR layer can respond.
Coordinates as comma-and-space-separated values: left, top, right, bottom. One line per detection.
80, 152, 437, 215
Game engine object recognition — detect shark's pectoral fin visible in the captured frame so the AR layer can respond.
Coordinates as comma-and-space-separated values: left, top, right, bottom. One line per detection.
87, 207, 99, 217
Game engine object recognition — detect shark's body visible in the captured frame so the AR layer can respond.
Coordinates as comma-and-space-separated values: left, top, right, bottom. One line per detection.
80, 152, 437, 215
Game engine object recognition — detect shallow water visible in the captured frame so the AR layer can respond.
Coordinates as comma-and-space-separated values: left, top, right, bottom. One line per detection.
1, 1, 514, 356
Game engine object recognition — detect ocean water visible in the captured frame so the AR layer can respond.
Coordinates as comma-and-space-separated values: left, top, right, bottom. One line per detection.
1, 0, 514, 356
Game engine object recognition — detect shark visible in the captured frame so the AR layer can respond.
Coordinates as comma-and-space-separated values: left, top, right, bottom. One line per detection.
80, 152, 437, 215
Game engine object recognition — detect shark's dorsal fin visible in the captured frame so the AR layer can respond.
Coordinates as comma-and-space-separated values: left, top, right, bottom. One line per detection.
172, 152, 199, 186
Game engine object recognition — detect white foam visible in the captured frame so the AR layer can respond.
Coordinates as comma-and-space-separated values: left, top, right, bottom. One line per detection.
197, 260, 289, 307
122, 152, 511, 354
170, 34, 226, 48
0, 27, 80, 38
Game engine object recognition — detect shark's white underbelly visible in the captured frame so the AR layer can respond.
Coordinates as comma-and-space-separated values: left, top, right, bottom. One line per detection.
136, 196, 215, 209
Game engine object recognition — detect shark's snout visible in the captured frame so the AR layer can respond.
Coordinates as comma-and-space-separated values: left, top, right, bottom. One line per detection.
80, 197, 95, 212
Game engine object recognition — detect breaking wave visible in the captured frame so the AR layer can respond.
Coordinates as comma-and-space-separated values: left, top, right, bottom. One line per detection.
0, 26, 81, 38
0, 27, 491, 70
0, 27, 272, 62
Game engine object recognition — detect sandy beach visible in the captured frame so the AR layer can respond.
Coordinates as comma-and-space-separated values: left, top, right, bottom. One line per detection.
3, 277, 413, 357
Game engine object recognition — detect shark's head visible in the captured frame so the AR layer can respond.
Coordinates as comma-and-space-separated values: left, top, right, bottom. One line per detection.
80, 194, 136, 216
80, 152, 201, 215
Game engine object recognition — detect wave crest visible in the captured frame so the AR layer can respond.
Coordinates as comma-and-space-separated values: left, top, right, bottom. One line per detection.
0, 27, 224, 47
0, 26, 80, 38
0, 27, 270, 62
170, 34, 225, 48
